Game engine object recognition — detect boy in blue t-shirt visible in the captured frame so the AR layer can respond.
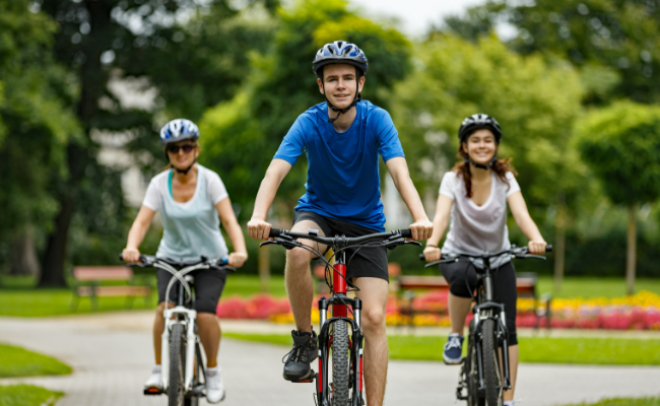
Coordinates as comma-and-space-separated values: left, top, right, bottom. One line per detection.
248, 41, 432, 405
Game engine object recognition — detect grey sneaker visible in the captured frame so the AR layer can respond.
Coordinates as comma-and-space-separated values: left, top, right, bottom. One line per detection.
443, 333, 464, 364
282, 330, 318, 381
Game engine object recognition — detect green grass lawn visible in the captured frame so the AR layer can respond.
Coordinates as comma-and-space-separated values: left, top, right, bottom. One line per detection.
223, 333, 660, 365
0, 343, 71, 378
536, 277, 660, 298
0, 384, 61, 406
566, 397, 660, 406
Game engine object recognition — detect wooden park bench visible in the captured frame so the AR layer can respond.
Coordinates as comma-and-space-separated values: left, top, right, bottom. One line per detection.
70, 266, 152, 311
391, 267, 551, 330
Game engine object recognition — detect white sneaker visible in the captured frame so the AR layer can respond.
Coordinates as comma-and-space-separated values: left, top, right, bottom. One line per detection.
144, 365, 163, 389
205, 366, 226, 403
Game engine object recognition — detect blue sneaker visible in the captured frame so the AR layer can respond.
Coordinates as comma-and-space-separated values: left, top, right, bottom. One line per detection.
443, 333, 464, 364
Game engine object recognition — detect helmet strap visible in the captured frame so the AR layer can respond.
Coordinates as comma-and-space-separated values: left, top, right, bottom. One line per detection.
171, 157, 197, 175
465, 156, 497, 170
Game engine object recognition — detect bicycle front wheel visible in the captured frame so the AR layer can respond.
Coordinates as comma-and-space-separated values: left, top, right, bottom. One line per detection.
481, 319, 503, 406
331, 321, 350, 406
169, 323, 186, 406
465, 320, 484, 406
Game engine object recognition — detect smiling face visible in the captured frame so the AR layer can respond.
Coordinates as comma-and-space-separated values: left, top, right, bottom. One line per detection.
166, 139, 199, 170
317, 64, 365, 110
463, 129, 497, 165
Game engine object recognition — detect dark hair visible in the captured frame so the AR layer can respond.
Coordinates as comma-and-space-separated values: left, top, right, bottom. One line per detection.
452, 139, 517, 198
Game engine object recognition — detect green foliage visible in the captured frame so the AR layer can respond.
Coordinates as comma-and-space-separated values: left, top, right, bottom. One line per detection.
575, 101, 660, 205
200, 0, 411, 219
565, 397, 660, 406
392, 34, 584, 211
0, 385, 62, 406
0, 343, 72, 377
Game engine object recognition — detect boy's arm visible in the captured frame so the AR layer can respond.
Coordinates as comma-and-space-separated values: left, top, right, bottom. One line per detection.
248, 159, 292, 240
385, 156, 433, 241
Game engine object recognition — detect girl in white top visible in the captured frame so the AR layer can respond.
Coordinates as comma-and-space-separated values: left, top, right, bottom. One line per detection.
424, 114, 547, 406
122, 119, 247, 403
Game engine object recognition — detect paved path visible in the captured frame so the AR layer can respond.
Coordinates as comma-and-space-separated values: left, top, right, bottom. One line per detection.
1, 312, 659, 406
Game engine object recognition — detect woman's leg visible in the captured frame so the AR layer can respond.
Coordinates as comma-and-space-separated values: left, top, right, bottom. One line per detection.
441, 261, 477, 335
494, 261, 518, 401
504, 345, 519, 402
197, 313, 221, 368
194, 269, 227, 368
448, 293, 473, 334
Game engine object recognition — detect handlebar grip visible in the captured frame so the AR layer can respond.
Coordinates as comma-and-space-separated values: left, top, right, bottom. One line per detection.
419, 253, 426, 261
399, 229, 412, 238
269, 228, 284, 238
119, 253, 123, 261
546, 245, 553, 253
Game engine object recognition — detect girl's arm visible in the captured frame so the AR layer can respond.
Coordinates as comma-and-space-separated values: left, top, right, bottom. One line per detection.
216, 197, 248, 268
122, 206, 156, 262
507, 191, 547, 255
423, 194, 453, 262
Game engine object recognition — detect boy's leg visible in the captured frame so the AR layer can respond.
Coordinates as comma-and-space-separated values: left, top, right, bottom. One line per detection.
353, 276, 389, 406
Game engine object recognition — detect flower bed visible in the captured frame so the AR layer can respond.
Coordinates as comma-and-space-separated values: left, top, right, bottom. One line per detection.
216, 291, 660, 330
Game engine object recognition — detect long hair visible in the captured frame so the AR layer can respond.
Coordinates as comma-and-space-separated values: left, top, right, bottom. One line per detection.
451, 144, 517, 198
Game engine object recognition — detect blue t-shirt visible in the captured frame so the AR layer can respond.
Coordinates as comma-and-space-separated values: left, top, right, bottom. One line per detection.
274, 100, 405, 232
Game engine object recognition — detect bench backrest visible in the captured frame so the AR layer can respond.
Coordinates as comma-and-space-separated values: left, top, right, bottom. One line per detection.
73, 266, 134, 281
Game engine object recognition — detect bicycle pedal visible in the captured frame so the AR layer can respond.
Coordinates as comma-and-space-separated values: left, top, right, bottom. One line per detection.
291, 370, 316, 383
143, 387, 163, 396
192, 384, 205, 396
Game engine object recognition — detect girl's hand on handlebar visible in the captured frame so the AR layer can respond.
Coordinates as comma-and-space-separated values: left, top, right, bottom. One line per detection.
122, 247, 140, 263
248, 217, 272, 240
409, 219, 433, 241
228, 252, 248, 268
423, 246, 441, 262
528, 240, 547, 255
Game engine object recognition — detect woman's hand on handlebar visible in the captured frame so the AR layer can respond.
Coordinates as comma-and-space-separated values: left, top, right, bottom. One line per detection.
247, 217, 272, 240
409, 218, 433, 241
122, 247, 141, 263
228, 252, 248, 268
528, 240, 547, 255
423, 246, 442, 262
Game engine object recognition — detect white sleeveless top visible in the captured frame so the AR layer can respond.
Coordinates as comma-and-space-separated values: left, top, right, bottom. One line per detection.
142, 164, 229, 261
439, 170, 520, 269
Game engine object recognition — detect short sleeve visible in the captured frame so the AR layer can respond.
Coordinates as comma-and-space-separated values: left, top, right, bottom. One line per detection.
373, 109, 405, 162
206, 169, 229, 205
439, 172, 457, 200
142, 177, 162, 211
273, 115, 308, 165
505, 172, 521, 197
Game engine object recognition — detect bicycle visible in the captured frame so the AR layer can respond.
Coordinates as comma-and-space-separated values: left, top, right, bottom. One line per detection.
421, 245, 551, 406
121, 254, 234, 406
262, 228, 420, 406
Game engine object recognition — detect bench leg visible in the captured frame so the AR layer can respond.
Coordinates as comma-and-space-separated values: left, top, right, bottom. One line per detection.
70, 294, 80, 311
125, 295, 135, 309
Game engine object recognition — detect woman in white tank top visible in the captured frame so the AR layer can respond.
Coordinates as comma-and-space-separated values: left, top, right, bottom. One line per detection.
122, 119, 247, 403
423, 114, 547, 406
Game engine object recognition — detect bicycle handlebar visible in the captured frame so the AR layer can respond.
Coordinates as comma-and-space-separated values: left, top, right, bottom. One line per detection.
419, 244, 553, 267
119, 254, 234, 272
263, 228, 416, 250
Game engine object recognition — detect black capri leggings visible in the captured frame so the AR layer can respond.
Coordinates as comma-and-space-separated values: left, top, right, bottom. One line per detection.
440, 260, 518, 346
156, 268, 227, 314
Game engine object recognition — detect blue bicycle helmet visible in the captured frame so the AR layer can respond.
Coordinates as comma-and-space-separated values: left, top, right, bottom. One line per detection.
312, 40, 368, 77
159, 119, 200, 145
458, 114, 502, 143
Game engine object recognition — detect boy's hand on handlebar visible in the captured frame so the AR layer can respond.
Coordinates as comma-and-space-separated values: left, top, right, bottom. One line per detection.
248, 217, 272, 241
228, 252, 248, 268
122, 247, 140, 263
423, 246, 441, 262
409, 219, 433, 241
528, 240, 547, 255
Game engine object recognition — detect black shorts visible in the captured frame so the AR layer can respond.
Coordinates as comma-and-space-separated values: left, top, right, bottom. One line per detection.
156, 268, 228, 314
440, 260, 518, 346
293, 211, 389, 282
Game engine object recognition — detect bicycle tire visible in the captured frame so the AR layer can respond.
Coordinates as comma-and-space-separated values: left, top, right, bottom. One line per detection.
482, 319, 503, 406
331, 321, 350, 406
169, 323, 186, 406
465, 320, 485, 406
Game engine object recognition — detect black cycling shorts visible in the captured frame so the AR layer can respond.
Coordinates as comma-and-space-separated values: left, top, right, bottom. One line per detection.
156, 268, 228, 314
292, 211, 389, 282
440, 260, 518, 346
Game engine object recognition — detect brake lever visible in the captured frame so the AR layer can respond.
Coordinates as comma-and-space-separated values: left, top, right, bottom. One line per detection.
259, 241, 278, 247
404, 241, 422, 247
424, 257, 458, 268
524, 254, 546, 260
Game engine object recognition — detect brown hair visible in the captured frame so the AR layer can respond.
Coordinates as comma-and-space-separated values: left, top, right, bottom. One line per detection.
451, 144, 517, 198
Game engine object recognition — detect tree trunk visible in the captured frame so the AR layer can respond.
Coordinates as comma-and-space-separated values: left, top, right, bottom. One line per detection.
8, 225, 40, 277
626, 203, 637, 296
38, 194, 74, 287
553, 200, 566, 296
258, 243, 270, 293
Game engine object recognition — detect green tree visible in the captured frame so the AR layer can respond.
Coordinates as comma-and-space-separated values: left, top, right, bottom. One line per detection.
0, 0, 81, 276
575, 101, 660, 294
392, 34, 585, 286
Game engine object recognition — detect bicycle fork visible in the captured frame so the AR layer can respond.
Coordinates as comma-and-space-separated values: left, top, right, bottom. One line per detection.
161, 307, 198, 391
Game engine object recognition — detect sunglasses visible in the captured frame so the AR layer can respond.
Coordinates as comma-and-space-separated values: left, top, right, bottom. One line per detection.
167, 144, 196, 154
